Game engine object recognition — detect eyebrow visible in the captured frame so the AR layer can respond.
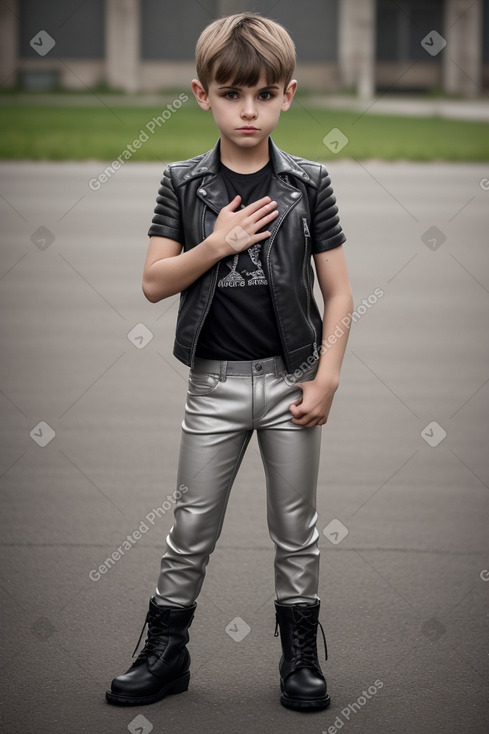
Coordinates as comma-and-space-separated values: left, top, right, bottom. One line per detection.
217, 85, 280, 91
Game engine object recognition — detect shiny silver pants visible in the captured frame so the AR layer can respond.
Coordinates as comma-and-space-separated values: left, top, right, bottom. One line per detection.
154, 355, 322, 607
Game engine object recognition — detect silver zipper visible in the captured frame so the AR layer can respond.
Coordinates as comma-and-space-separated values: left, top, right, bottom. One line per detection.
265, 195, 302, 363
302, 217, 318, 357
190, 204, 219, 364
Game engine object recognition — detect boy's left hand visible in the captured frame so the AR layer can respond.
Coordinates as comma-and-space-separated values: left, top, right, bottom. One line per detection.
289, 378, 339, 428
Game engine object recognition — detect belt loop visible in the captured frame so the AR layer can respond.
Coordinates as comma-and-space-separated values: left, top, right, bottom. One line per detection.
220, 360, 227, 382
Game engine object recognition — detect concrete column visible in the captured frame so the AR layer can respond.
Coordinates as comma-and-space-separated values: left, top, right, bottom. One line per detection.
443, 0, 482, 97
0, 0, 19, 88
105, 0, 140, 92
338, 0, 376, 98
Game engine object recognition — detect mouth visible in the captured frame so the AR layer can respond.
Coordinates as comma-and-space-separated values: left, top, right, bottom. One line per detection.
237, 127, 259, 132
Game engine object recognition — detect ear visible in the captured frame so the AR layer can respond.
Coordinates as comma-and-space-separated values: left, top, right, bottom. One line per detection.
281, 79, 298, 112
191, 79, 211, 111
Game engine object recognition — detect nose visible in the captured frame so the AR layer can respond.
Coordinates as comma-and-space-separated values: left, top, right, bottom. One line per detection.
241, 96, 257, 120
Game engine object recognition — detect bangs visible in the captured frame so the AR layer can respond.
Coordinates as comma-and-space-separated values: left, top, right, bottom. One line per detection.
195, 13, 296, 92
212, 39, 284, 89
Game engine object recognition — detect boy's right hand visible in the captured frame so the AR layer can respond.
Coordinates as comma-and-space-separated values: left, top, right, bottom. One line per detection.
211, 195, 279, 255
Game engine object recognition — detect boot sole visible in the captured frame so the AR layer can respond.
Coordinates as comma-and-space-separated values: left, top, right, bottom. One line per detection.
280, 687, 331, 712
105, 671, 190, 706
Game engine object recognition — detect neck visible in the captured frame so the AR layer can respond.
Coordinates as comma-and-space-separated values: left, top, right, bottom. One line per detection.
219, 136, 270, 174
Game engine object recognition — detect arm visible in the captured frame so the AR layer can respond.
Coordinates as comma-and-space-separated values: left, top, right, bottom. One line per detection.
289, 245, 354, 427
142, 195, 279, 302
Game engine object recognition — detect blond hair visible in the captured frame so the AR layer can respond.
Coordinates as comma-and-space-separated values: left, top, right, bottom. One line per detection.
195, 12, 296, 92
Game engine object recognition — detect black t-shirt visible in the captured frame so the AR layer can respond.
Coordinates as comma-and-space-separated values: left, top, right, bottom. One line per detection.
195, 160, 283, 361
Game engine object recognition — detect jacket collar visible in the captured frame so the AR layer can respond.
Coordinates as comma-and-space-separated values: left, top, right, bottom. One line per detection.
192, 138, 311, 246
182, 137, 315, 187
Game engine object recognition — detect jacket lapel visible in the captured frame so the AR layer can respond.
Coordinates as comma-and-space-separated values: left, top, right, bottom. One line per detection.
191, 137, 307, 241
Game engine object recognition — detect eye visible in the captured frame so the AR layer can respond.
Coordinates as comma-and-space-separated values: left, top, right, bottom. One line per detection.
223, 91, 239, 100
259, 91, 276, 101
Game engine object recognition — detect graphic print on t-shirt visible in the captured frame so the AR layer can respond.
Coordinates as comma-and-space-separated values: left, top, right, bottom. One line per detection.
218, 244, 268, 288
244, 244, 268, 286
218, 254, 245, 287
194, 157, 283, 360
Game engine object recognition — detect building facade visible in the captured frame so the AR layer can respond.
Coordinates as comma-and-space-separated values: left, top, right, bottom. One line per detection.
1, 0, 488, 97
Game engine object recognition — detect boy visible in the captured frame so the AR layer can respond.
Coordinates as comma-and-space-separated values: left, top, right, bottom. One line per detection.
106, 12, 353, 712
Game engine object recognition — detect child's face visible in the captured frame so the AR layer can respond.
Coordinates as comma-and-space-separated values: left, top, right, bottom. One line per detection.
192, 73, 296, 151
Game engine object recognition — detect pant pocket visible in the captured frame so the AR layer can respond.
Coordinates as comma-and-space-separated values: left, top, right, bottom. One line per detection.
187, 370, 220, 396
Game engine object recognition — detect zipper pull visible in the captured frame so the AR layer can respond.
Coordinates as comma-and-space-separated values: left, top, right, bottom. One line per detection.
302, 218, 311, 238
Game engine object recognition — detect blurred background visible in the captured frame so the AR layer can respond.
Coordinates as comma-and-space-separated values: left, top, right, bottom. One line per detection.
1, 0, 488, 161
1, 4, 489, 734
2, 0, 489, 96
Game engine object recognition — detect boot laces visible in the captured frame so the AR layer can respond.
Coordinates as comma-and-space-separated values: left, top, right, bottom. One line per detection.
131, 606, 170, 660
274, 606, 328, 663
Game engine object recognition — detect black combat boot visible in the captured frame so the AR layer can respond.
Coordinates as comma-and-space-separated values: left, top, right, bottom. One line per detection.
274, 599, 330, 711
106, 596, 197, 706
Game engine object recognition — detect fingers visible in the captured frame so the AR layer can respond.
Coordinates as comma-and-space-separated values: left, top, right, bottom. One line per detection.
241, 195, 272, 213
245, 200, 278, 237
291, 415, 326, 428
289, 399, 327, 427
216, 196, 279, 252
220, 196, 278, 228
225, 195, 273, 214
237, 197, 278, 227
246, 198, 278, 222
236, 199, 279, 247
251, 230, 272, 244
223, 195, 242, 211
256, 205, 279, 226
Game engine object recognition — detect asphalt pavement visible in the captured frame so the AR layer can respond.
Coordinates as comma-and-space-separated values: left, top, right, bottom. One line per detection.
1, 159, 488, 734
